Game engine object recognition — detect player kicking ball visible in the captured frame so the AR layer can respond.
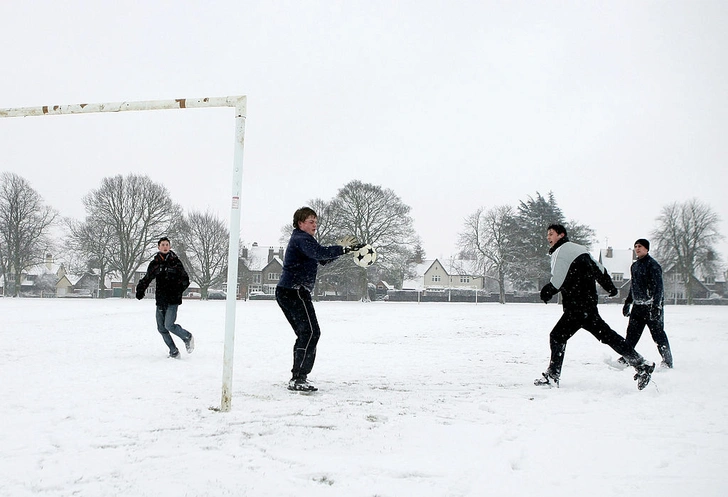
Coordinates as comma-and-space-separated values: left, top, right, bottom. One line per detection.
275, 207, 369, 392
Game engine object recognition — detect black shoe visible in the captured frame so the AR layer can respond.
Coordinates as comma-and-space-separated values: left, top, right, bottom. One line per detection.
184, 334, 195, 354
660, 360, 673, 369
168, 349, 180, 359
617, 357, 628, 366
534, 371, 559, 388
634, 362, 655, 390
288, 378, 318, 391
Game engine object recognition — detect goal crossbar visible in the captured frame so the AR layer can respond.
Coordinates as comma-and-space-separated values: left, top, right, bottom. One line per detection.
0, 95, 246, 412
0, 96, 246, 118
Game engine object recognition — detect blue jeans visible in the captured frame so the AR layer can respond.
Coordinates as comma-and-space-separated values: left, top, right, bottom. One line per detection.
155, 304, 192, 353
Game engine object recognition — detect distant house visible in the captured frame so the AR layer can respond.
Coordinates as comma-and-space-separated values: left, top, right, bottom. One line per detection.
2, 253, 67, 297
238, 243, 285, 297
376, 280, 394, 293
598, 247, 635, 298
662, 265, 720, 302
56, 274, 82, 297
260, 256, 284, 295
402, 258, 484, 292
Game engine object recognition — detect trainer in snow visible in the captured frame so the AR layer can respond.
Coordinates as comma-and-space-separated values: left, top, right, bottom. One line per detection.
535, 224, 655, 390
275, 206, 366, 392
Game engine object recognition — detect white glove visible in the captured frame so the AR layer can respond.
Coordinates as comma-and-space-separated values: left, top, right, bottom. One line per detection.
337, 236, 357, 247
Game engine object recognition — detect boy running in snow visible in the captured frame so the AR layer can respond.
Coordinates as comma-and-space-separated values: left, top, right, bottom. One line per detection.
136, 237, 194, 358
536, 224, 655, 390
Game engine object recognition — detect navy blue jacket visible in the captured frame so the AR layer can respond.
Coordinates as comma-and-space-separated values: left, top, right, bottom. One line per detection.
625, 254, 663, 306
277, 229, 345, 292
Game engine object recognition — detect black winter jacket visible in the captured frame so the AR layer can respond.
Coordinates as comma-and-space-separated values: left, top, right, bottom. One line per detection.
625, 254, 663, 306
136, 250, 190, 306
541, 238, 617, 312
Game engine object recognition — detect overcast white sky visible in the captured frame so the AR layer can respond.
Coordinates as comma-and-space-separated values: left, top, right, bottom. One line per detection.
1, 1, 726, 261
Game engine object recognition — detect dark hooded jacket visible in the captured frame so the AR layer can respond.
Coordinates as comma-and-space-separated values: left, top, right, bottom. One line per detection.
541, 237, 618, 312
136, 250, 190, 305
277, 228, 345, 292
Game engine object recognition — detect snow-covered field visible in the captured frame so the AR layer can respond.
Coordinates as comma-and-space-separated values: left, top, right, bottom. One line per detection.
1, 298, 726, 496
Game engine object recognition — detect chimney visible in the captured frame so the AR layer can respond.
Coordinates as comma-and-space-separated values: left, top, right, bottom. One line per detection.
268, 247, 274, 263
45, 253, 53, 270
606, 247, 613, 258
241, 247, 248, 259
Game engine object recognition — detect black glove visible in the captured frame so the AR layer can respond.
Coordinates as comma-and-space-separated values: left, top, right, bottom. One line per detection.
136, 288, 145, 300
540, 283, 557, 303
608, 288, 619, 297
343, 242, 367, 254
622, 302, 631, 317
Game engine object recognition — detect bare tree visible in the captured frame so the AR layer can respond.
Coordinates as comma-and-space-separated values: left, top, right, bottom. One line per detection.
328, 180, 420, 298
175, 210, 229, 297
64, 216, 116, 297
458, 205, 517, 303
83, 174, 181, 297
278, 198, 337, 246
652, 198, 724, 304
0, 173, 58, 296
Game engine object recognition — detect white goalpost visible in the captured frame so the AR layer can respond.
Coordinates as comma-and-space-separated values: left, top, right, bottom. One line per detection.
0, 96, 247, 412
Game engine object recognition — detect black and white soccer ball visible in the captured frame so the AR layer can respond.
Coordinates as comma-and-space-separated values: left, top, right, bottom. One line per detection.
352, 244, 377, 268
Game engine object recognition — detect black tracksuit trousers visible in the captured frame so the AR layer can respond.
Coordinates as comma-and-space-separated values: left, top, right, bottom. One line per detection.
276, 286, 321, 380
625, 305, 673, 367
548, 308, 646, 377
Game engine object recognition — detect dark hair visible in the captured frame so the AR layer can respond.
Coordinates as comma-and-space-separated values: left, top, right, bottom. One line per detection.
547, 224, 567, 236
158, 236, 170, 246
293, 207, 317, 230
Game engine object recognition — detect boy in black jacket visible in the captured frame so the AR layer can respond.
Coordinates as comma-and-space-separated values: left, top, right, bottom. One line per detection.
136, 237, 195, 358
536, 225, 655, 390
621, 238, 673, 368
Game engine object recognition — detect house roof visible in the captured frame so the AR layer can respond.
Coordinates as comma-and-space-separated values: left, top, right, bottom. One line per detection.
26, 262, 64, 276
442, 258, 479, 275
401, 259, 436, 290
244, 245, 285, 272
598, 248, 634, 277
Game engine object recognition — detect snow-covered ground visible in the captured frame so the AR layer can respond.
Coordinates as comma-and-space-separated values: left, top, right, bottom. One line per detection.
1, 298, 726, 496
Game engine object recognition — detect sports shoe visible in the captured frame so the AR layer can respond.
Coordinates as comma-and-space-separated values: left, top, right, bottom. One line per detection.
168, 349, 180, 359
184, 334, 195, 354
287, 378, 318, 392
534, 371, 559, 388
634, 362, 656, 390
